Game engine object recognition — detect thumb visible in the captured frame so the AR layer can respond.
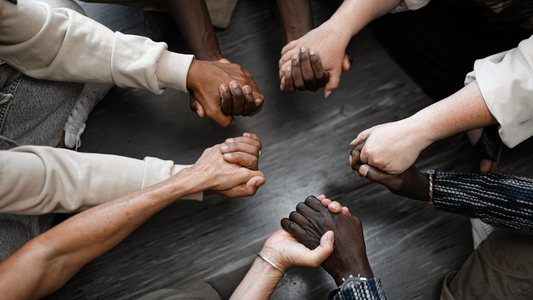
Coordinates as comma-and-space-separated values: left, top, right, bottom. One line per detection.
245, 175, 266, 189
342, 54, 353, 72
351, 127, 374, 146
359, 164, 392, 188
189, 95, 205, 118
323, 71, 340, 98
305, 231, 334, 267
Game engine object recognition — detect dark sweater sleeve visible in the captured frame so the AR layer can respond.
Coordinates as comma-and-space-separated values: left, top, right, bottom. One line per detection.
432, 171, 533, 237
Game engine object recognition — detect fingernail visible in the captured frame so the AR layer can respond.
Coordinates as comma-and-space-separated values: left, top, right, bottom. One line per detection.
223, 153, 232, 159
325, 91, 331, 99
243, 133, 250, 137
256, 181, 265, 188
327, 231, 334, 243
287, 66, 291, 72
221, 145, 228, 151
196, 109, 200, 115
255, 100, 261, 107
300, 47, 305, 53
350, 139, 357, 145
243, 86, 251, 94
310, 49, 316, 56
221, 85, 227, 93
292, 54, 298, 60
231, 81, 238, 88
226, 138, 234, 144
280, 84, 283, 91
359, 165, 369, 177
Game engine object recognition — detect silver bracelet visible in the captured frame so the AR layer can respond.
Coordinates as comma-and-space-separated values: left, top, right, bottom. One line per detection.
257, 252, 287, 278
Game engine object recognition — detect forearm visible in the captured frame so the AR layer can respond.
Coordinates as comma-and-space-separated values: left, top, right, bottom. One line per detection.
409, 81, 497, 144
0, 146, 201, 214
0, 168, 203, 300
433, 171, 533, 237
230, 254, 283, 300
277, 0, 314, 42
327, 0, 401, 40
164, 0, 223, 61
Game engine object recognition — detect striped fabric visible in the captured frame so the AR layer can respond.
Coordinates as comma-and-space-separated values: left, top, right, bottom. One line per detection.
433, 172, 533, 237
332, 278, 387, 300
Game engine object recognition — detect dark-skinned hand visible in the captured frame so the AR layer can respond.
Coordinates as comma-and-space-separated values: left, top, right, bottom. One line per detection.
281, 195, 373, 286
187, 59, 265, 127
350, 141, 429, 201
220, 133, 262, 171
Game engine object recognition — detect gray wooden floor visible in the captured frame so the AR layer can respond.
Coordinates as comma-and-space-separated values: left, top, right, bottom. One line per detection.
44, 1, 533, 299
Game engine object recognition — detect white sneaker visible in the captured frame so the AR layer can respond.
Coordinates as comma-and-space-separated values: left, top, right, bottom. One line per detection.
64, 83, 114, 150
471, 218, 495, 249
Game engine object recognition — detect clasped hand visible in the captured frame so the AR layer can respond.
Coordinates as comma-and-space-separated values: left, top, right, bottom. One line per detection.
187, 59, 265, 127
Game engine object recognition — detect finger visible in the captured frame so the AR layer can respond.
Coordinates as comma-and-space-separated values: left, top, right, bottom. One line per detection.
189, 95, 205, 118
223, 152, 259, 170
309, 50, 329, 87
316, 195, 326, 201
279, 61, 291, 80
299, 231, 334, 267
215, 175, 266, 198
327, 201, 342, 214
349, 141, 365, 167
225, 136, 261, 149
299, 47, 319, 91
221, 142, 260, 157
304, 195, 327, 212
248, 92, 264, 117
341, 206, 351, 217
220, 84, 232, 115
281, 218, 319, 249
230, 81, 245, 115
323, 71, 340, 98
342, 54, 353, 72
242, 132, 261, 144
285, 66, 296, 94
291, 54, 306, 91
321, 198, 332, 207
281, 41, 298, 60
351, 127, 374, 146
296, 201, 320, 221
280, 76, 285, 91
242, 85, 255, 116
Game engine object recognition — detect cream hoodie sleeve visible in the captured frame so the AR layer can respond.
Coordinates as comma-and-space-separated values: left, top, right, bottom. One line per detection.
0, 146, 202, 214
465, 36, 533, 148
0, 0, 193, 93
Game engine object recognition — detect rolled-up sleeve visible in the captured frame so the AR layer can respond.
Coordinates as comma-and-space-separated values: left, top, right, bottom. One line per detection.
390, 0, 430, 13
465, 35, 533, 148
0, 0, 193, 93
0, 146, 202, 214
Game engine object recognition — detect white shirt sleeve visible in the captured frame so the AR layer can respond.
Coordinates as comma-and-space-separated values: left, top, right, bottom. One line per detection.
390, 0, 430, 13
0, 0, 193, 93
465, 35, 533, 148
0, 146, 202, 214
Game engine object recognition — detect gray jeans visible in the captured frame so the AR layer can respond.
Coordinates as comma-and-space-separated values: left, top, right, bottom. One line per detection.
0, 0, 86, 262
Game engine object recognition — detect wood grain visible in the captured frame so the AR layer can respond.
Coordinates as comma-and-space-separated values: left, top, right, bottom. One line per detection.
44, 1, 533, 299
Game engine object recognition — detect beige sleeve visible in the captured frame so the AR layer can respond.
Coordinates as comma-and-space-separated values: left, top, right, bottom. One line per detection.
390, 0, 430, 13
0, 0, 193, 93
464, 35, 533, 148
0, 146, 202, 214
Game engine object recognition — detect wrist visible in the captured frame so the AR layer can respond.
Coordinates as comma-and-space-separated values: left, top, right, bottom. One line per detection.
332, 264, 374, 286
169, 166, 211, 196
259, 246, 291, 273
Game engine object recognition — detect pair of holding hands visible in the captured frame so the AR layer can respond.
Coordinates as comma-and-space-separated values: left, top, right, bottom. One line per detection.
190, 132, 265, 198
187, 59, 265, 127
263, 195, 373, 286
